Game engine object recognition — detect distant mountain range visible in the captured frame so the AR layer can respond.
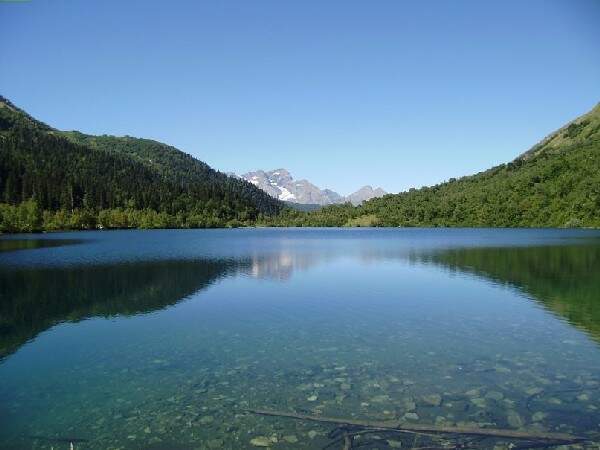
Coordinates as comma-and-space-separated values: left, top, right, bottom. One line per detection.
232, 168, 387, 206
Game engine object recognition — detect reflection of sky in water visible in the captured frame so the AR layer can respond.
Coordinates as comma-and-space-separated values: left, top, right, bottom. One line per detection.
0, 228, 600, 449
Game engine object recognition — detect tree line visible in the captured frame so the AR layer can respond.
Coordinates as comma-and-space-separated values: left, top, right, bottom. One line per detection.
0, 96, 282, 232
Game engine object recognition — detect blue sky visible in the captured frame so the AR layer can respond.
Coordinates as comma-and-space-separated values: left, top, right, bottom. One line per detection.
1, 0, 599, 195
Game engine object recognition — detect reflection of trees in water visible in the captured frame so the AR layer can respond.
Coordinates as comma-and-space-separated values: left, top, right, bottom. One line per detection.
0, 248, 351, 358
3, 241, 599, 359
0, 238, 82, 253
0, 258, 244, 359
412, 244, 600, 343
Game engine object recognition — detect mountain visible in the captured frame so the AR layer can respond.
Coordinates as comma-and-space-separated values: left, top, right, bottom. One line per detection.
238, 168, 386, 206
0, 96, 282, 231
269, 102, 600, 227
346, 186, 387, 206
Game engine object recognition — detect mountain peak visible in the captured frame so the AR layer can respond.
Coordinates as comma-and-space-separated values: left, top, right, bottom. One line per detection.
238, 168, 386, 206
346, 185, 387, 206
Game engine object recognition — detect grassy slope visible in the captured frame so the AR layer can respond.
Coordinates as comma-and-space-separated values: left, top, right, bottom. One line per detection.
273, 103, 600, 228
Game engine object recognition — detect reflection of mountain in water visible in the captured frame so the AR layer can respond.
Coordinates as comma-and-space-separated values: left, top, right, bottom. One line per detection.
3, 240, 599, 359
0, 259, 244, 358
413, 244, 600, 342
0, 246, 339, 359
248, 251, 337, 280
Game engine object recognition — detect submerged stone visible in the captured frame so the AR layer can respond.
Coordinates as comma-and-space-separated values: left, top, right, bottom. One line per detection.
402, 398, 416, 411
207, 439, 224, 448
465, 388, 480, 397
525, 387, 543, 396
422, 394, 442, 406
470, 397, 486, 408
283, 435, 298, 443
507, 411, 523, 428
485, 391, 504, 401
403, 412, 419, 421
198, 415, 214, 425
371, 394, 390, 403
250, 436, 272, 447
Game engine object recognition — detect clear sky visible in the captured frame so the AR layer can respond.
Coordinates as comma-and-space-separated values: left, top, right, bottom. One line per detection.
1, 0, 599, 195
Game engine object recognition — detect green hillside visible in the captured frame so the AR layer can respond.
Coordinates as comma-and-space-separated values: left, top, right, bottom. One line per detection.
0, 96, 282, 231
1, 96, 598, 232
270, 103, 600, 228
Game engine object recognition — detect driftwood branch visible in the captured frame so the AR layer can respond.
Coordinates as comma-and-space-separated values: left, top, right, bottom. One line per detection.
246, 408, 585, 444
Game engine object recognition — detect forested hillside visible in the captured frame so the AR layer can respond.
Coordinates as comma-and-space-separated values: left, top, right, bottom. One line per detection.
268, 103, 600, 228
0, 96, 282, 231
1, 96, 598, 232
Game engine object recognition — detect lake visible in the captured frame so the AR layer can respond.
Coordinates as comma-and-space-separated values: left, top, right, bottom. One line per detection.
1, 228, 599, 449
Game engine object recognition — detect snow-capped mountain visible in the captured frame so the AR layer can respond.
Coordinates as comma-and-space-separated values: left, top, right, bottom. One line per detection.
235, 169, 386, 206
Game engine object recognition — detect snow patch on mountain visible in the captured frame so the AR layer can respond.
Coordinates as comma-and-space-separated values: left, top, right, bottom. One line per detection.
236, 169, 386, 206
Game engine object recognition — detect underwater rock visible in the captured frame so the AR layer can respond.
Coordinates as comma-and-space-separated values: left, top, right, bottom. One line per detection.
198, 415, 214, 425
307, 394, 318, 402
422, 394, 442, 406
485, 391, 504, 401
465, 388, 480, 397
525, 387, 543, 396
308, 430, 318, 439
371, 394, 391, 403
435, 416, 448, 425
387, 439, 402, 448
250, 436, 272, 447
283, 435, 298, 443
470, 397, 486, 408
207, 439, 224, 448
403, 412, 419, 421
402, 398, 416, 411
532, 412, 547, 422
507, 411, 523, 428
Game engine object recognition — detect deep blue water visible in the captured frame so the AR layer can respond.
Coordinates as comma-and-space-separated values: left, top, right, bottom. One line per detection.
1, 228, 599, 449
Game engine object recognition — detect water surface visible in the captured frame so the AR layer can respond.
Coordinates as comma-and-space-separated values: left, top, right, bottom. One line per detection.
1, 228, 599, 449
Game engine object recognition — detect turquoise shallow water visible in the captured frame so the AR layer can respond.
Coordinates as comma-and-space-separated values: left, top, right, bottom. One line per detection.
1, 228, 600, 449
